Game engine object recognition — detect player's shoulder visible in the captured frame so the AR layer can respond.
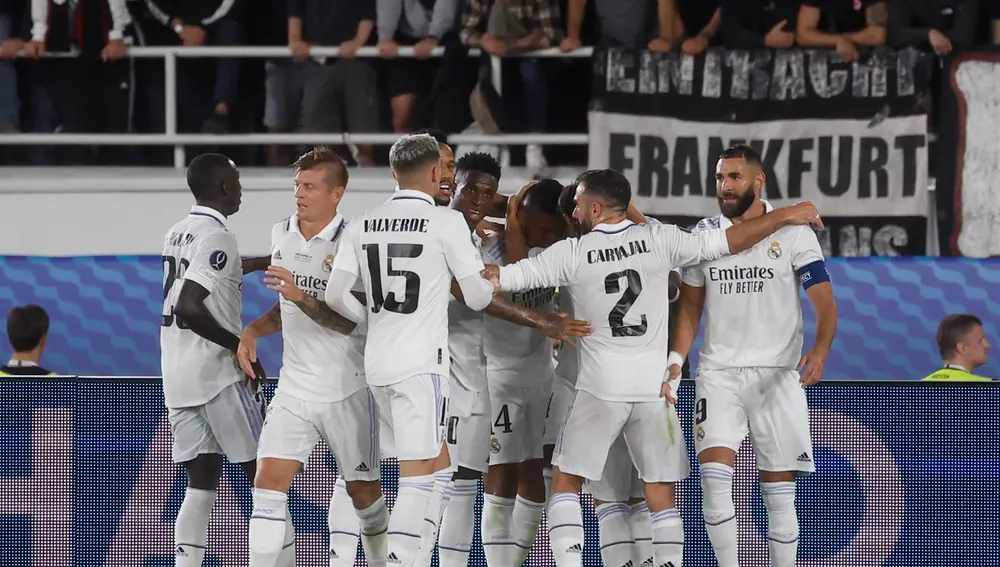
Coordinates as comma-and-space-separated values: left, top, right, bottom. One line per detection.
270, 216, 293, 242
692, 215, 723, 233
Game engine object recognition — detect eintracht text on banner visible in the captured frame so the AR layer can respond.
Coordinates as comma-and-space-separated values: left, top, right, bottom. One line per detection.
588, 47, 934, 257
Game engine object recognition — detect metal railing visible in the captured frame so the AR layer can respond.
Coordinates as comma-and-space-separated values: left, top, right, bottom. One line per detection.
1, 45, 593, 168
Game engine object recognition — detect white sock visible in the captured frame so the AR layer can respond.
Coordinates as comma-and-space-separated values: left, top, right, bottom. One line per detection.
249, 488, 288, 567
328, 478, 360, 566
650, 508, 684, 567
595, 502, 633, 567
700, 462, 739, 567
387, 474, 434, 566
438, 479, 479, 567
414, 470, 454, 566
481, 493, 515, 566
358, 495, 390, 567
277, 506, 296, 567
543, 467, 553, 502
174, 488, 216, 567
511, 495, 545, 564
761, 482, 799, 567
546, 492, 584, 567
627, 502, 653, 567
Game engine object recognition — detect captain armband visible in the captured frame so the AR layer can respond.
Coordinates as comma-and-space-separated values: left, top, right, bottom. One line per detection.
795, 260, 830, 291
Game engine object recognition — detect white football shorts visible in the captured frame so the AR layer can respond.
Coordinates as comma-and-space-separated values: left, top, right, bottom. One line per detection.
168, 381, 265, 464
486, 377, 551, 465
370, 373, 448, 462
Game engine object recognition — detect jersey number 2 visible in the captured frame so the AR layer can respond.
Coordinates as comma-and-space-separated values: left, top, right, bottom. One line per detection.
364, 243, 422, 314
604, 269, 647, 337
161, 255, 190, 329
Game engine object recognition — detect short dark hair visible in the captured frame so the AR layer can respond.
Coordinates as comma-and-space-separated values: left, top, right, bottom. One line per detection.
293, 146, 349, 187
456, 152, 502, 180
521, 178, 563, 215
576, 169, 631, 212
389, 134, 441, 175
411, 128, 449, 147
720, 143, 762, 166
7, 305, 50, 352
186, 153, 236, 199
937, 314, 984, 358
558, 183, 578, 216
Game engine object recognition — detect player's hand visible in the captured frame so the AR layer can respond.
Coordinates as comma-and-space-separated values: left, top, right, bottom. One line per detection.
834, 36, 859, 62
339, 39, 362, 58
681, 36, 708, 55
180, 25, 206, 47
560, 36, 583, 52
660, 363, 682, 404
378, 39, 400, 59
928, 29, 952, 54
476, 219, 504, 240
22, 40, 46, 58
481, 265, 501, 293
237, 330, 260, 378
537, 312, 593, 346
101, 39, 128, 61
647, 36, 673, 53
264, 265, 306, 303
764, 21, 795, 49
414, 37, 438, 59
797, 349, 827, 387
507, 180, 537, 217
480, 33, 508, 57
781, 201, 824, 228
0, 38, 25, 58
289, 39, 310, 59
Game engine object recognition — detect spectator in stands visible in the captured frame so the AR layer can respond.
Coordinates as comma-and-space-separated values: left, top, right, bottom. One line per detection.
263, 0, 304, 166
377, 0, 459, 133
143, 0, 243, 134
797, 0, 888, 61
289, 0, 378, 166
0, 305, 57, 376
461, 0, 561, 177
719, 0, 798, 49
559, 0, 682, 52
677, 0, 721, 54
0, 1, 22, 133
921, 314, 992, 381
888, 0, 979, 53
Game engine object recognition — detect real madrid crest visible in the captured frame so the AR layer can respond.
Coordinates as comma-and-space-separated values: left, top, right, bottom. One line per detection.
767, 241, 782, 260
490, 436, 502, 454
322, 253, 335, 273
696, 426, 705, 441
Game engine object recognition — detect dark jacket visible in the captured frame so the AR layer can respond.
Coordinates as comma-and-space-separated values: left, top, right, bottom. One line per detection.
22, 0, 132, 55
143, 0, 240, 28
888, 0, 979, 48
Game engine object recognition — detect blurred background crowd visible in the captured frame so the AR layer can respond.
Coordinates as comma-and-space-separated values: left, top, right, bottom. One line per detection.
0, 0, 996, 173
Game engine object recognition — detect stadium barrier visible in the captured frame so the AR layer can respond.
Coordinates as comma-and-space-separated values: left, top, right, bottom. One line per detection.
1, 377, 996, 566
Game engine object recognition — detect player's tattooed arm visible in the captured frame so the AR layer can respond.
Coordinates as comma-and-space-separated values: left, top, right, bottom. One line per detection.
246, 302, 282, 336
454, 280, 592, 341
292, 293, 358, 335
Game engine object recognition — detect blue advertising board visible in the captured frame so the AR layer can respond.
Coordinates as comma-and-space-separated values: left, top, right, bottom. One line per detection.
1, 379, 997, 566
0, 256, 998, 380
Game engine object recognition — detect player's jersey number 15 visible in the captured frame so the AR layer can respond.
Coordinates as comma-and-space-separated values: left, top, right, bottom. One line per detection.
363, 243, 423, 315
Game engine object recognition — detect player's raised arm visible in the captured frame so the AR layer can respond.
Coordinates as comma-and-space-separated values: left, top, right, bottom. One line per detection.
451, 278, 592, 342
496, 236, 579, 293
442, 212, 495, 311
793, 228, 837, 386
174, 232, 242, 353
325, 222, 369, 324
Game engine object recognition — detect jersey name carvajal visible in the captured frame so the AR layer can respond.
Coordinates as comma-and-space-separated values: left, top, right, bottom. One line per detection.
332, 190, 485, 387
499, 220, 730, 402
481, 233, 556, 387
683, 201, 825, 370
271, 214, 366, 403
160, 206, 243, 409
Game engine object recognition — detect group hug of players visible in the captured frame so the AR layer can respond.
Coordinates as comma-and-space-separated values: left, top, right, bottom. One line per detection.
160, 132, 836, 567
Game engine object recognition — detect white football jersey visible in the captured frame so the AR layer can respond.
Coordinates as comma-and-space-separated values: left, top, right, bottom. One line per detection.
448, 231, 487, 392
160, 206, 243, 409
553, 290, 579, 386
271, 214, 366, 403
332, 189, 486, 386
481, 234, 556, 387
683, 201, 825, 371
499, 219, 730, 402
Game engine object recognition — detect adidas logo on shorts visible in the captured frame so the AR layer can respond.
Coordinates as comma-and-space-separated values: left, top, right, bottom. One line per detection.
387, 552, 402, 564
567, 543, 583, 554
329, 550, 338, 559
355, 462, 370, 472
796, 452, 812, 463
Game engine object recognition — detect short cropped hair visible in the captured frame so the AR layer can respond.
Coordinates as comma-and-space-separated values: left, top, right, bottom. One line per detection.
937, 314, 984, 358
7, 305, 50, 352
456, 152, 502, 180
522, 178, 563, 215
293, 146, 349, 187
576, 169, 631, 212
558, 183, 578, 216
720, 143, 762, 166
389, 134, 441, 175
186, 153, 236, 199
411, 128, 449, 146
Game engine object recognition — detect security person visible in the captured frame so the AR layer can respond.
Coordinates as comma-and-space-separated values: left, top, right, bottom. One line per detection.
921, 314, 992, 381
1, 305, 57, 376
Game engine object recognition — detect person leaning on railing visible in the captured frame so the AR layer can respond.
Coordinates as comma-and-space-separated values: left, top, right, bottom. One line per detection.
921, 314, 993, 381
0, 305, 57, 376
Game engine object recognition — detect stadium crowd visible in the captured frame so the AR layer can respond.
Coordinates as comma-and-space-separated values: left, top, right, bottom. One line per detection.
0, 0, 995, 170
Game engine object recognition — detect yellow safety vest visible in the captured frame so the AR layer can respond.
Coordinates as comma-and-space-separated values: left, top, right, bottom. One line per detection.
920, 367, 993, 382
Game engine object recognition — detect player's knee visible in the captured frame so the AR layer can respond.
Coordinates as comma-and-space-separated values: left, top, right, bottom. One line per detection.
761, 482, 796, 514
345, 479, 382, 508
454, 466, 482, 481
184, 454, 223, 490
253, 458, 300, 492
699, 462, 735, 514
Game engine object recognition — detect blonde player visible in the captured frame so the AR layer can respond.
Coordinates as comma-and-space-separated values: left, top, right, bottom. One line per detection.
160, 153, 266, 566
325, 134, 496, 567
482, 169, 823, 567
671, 144, 838, 567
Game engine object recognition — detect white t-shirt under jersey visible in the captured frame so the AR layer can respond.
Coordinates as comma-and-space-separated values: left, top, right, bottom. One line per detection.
332, 189, 486, 387
499, 219, 730, 402
271, 214, 366, 403
481, 233, 556, 387
683, 201, 825, 371
160, 206, 244, 409
448, 234, 487, 392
